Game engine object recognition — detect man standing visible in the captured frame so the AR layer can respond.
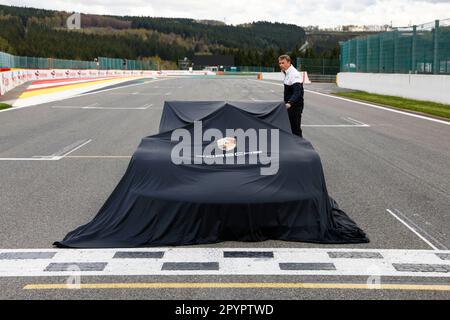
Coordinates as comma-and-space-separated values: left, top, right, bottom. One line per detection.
278, 55, 304, 137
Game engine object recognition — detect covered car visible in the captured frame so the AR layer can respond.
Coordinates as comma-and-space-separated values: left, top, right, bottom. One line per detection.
54, 101, 369, 248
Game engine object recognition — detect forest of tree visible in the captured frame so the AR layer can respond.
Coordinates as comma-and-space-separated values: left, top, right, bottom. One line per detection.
0, 4, 344, 69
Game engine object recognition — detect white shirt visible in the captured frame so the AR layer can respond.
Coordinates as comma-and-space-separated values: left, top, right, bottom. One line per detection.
283, 65, 303, 86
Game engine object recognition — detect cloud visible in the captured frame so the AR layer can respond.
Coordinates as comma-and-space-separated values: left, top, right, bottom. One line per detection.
0, 0, 448, 27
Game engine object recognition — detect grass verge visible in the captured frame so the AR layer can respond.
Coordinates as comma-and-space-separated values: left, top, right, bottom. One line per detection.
0, 103, 12, 110
333, 91, 450, 120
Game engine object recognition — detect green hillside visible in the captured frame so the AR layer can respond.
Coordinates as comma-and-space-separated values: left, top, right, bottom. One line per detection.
0, 4, 352, 68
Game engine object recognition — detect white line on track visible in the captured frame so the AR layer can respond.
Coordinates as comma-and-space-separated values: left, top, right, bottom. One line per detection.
84, 104, 153, 110
0, 139, 91, 161
140, 103, 153, 109
303, 117, 370, 127
51, 103, 99, 109
64, 156, 131, 159
108, 92, 166, 96
50, 103, 152, 110
153, 86, 183, 89
250, 79, 450, 126
55, 139, 92, 159
345, 117, 370, 127
386, 209, 444, 251
106, 91, 171, 97
0, 157, 59, 161
250, 97, 266, 102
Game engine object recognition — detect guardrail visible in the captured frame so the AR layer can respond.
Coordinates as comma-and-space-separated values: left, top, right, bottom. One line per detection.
308, 74, 337, 83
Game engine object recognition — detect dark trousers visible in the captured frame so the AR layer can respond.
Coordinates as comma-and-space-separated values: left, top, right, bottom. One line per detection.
287, 104, 303, 137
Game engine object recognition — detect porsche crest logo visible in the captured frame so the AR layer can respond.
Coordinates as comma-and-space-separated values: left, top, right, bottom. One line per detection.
217, 137, 237, 151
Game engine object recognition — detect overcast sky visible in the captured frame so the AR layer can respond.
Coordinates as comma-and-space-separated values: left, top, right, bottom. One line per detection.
1, 0, 448, 28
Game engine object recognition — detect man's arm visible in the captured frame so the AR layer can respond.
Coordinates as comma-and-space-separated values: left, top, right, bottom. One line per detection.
287, 82, 303, 105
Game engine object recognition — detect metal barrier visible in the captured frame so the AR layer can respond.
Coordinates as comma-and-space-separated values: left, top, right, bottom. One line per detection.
307, 74, 337, 83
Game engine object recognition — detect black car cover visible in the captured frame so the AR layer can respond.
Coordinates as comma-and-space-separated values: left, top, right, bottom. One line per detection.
54, 101, 369, 248
159, 101, 292, 133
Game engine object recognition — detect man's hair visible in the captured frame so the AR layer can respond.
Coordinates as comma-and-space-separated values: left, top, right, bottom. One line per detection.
278, 54, 291, 62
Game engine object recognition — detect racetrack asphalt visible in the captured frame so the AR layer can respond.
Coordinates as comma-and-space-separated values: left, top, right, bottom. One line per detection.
0, 76, 449, 299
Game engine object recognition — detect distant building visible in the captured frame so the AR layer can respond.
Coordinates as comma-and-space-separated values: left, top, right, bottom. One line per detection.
339, 24, 392, 32
306, 25, 392, 32
192, 55, 235, 71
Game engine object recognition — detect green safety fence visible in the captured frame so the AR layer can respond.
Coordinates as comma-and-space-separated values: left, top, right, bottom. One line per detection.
224, 66, 275, 72
97, 57, 157, 70
340, 19, 450, 74
0, 51, 97, 69
193, 65, 275, 72
296, 58, 340, 75
0, 51, 157, 70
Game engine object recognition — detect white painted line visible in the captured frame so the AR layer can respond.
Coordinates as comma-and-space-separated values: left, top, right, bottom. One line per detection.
51, 106, 82, 109
83, 106, 151, 110
386, 209, 439, 251
302, 117, 370, 128
152, 86, 183, 89
0, 248, 449, 277
392, 209, 448, 250
250, 97, 266, 102
303, 124, 368, 127
51, 103, 99, 109
306, 90, 450, 126
50, 103, 152, 110
64, 156, 131, 159
108, 92, 165, 96
0, 157, 59, 161
0, 155, 131, 161
0, 140, 91, 161
344, 117, 370, 127
51, 139, 92, 160
140, 103, 153, 109
251, 79, 450, 126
